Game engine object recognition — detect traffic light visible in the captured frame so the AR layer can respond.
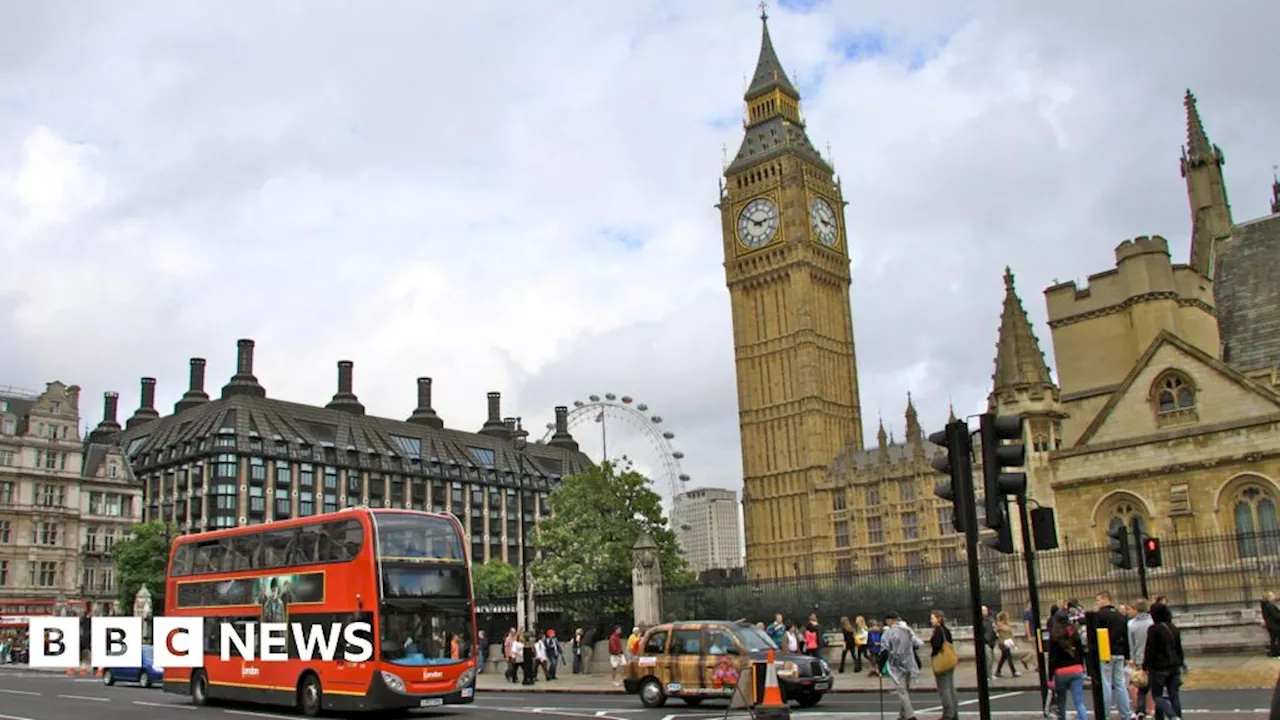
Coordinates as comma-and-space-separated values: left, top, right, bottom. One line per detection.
982, 503, 1015, 554
1143, 537, 1162, 568
1107, 523, 1132, 569
978, 413, 1028, 530
930, 420, 972, 534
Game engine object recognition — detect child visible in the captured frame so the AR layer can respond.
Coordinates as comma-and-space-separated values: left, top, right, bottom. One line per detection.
867, 621, 883, 677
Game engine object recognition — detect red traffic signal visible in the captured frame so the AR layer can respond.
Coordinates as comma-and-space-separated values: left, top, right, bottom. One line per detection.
1143, 537, 1163, 568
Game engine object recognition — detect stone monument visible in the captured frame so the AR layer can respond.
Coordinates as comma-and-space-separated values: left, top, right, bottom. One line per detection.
632, 531, 662, 629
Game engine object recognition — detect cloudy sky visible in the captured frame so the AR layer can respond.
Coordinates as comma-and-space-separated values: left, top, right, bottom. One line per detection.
2, 0, 1277, 505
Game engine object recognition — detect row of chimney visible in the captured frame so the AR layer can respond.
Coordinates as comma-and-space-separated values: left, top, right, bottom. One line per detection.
89, 339, 579, 451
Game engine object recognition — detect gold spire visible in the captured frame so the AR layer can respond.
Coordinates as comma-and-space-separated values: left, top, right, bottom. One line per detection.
992, 267, 1054, 394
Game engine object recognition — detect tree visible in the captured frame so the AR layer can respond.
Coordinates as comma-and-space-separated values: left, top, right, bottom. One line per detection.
472, 560, 520, 599
112, 521, 175, 613
532, 460, 689, 590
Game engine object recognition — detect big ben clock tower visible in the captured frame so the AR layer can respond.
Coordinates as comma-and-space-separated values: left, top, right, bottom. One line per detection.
720, 8, 865, 579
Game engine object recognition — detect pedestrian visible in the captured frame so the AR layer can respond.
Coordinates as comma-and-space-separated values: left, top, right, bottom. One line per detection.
1048, 610, 1090, 720
839, 616, 857, 673
981, 606, 997, 679
880, 611, 922, 720
805, 614, 823, 659
766, 613, 787, 647
854, 616, 869, 671
534, 631, 550, 680
572, 628, 584, 674
1128, 599, 1156, 720
1143, 603, 1184, 720
1261, 592, 1280, 658
868, 620, 884, 677
626, 627, 642, 661
476, 630, 487, 674
1097, 591, 1134, 720
608, 626, 626, 685
994, 611, 1023, 678
521, 632, 537, 686
929, 610, 959, 720
543, 630, 561, 680
505, 629, 520, 683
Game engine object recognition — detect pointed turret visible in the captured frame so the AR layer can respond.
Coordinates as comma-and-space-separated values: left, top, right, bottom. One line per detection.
904, 393, 921, 442
1180, 89, 1233, 277
992, 268, 1054, 401
1271, 169, 1279, 215
948, 403, 958, 424
724, 7, 829, 175
745, 7, 799, 103
876, 414, 888, 454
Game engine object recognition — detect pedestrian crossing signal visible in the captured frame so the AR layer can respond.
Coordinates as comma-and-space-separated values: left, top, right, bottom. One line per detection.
1143, 537, 1162, 568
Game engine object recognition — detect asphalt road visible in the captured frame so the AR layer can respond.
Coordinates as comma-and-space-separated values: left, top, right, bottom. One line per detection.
0, 669, 1272, 719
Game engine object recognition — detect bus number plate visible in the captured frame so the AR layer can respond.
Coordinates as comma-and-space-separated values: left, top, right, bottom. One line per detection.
420, 698, 444, 707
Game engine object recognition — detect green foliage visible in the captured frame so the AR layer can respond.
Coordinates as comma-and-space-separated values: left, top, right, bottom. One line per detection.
112, 521, 175, 613
532, 460, 689, 591
472, 560, 520, 599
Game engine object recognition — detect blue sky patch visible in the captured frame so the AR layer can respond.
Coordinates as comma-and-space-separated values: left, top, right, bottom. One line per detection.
597, 226, 646, 251
836, 30, 888, 62
707, 115, 740, 132
776, 0, 828, 11
5, 97, 27, 112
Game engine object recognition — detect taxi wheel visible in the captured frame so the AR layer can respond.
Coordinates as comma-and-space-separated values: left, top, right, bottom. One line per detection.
796, 691, 822, 708
102, 670, 115, 686
639, 677, 666, 708
140, 672, 153, 689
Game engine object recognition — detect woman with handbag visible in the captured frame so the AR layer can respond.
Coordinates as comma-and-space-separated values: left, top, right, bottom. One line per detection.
995, 611, 1026, 678
930, 610, 960, 720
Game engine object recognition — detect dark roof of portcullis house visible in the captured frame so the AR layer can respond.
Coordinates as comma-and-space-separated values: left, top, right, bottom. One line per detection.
118, 339, 592, 489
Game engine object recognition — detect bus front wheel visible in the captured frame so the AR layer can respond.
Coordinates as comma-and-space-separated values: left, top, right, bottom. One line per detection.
190, 671, 209, 706
298, 673, 322, 717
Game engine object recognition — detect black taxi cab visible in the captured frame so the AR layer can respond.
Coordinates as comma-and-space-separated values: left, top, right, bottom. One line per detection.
622, 620, 832, 708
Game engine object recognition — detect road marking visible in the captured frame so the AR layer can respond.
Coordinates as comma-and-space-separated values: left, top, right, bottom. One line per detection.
0, 714, 37, 720
223, 711, 297, 719
920, 689, 1026, 712
57, 694, 109, 701
0, 688, 40, 696
133, 700, 195, 710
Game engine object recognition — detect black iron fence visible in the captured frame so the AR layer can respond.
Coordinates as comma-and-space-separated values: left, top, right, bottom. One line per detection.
475, 530, 1280, 638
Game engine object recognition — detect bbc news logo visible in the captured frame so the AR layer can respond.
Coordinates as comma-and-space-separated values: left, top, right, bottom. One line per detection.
28, 617, 374, 668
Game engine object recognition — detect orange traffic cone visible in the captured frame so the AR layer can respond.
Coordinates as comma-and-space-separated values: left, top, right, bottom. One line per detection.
65, 668, 75, 676
755, 649, 791, 719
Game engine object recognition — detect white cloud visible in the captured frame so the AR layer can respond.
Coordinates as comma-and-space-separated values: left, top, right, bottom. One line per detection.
1, 0, 1277, 507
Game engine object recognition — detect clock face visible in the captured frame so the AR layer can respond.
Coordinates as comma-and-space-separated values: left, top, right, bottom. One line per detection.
737, 197, 779, 249
809, 197, 838, 247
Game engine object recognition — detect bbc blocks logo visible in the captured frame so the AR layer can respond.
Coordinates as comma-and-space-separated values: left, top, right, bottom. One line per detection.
28, 617, 374, 668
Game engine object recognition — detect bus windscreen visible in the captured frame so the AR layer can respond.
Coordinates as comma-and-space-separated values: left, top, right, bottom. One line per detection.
373, 513, 465, 562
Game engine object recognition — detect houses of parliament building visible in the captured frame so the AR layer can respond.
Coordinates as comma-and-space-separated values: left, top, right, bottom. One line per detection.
724, 12, 1280, 579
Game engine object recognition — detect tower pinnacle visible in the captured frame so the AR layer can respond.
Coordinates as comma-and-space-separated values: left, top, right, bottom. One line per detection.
1180, 89, 1233, 277
992, 267, 1054, 396
1271, 166, 1279, 215
745, 7, 799, 102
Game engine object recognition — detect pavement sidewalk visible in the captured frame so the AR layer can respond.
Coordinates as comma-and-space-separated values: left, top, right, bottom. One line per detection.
478, 655, 1280, 693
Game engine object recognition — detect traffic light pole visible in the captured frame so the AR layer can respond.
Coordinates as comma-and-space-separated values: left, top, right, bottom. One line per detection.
1131, 518, 1150, 600
1016, 493, 1048, 706
957, 428, 994, 720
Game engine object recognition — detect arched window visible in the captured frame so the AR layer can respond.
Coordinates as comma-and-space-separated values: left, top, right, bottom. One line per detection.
1234, 485, 1280, 558
1033, 434, 1049, 453
1154, 372, 1195, 414
1105, 499, 1146, 567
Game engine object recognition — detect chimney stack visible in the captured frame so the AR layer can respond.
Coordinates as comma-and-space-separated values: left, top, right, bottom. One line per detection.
546, 405, 579, 451
407, 377, 445, 428
513, 417, 529, 449
126, 378, 160, 430
503, 417, 517, 434
478, 392, 511, 439
89, 391, 123, 444
175, 358, 211, 413
325, 360, 366, 415
221, 338, 266, 399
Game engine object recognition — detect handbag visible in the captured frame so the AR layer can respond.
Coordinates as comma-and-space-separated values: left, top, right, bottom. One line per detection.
931, 640, 959, 675
1130, 668, 1149, 688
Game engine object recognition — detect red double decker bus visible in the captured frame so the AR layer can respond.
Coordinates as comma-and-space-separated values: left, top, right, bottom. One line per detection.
162, 508, 476, 716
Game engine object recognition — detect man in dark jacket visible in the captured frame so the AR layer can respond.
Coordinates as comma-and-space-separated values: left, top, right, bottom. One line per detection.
1095, 591, 1133, 720
1262, 593, 1280, 657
